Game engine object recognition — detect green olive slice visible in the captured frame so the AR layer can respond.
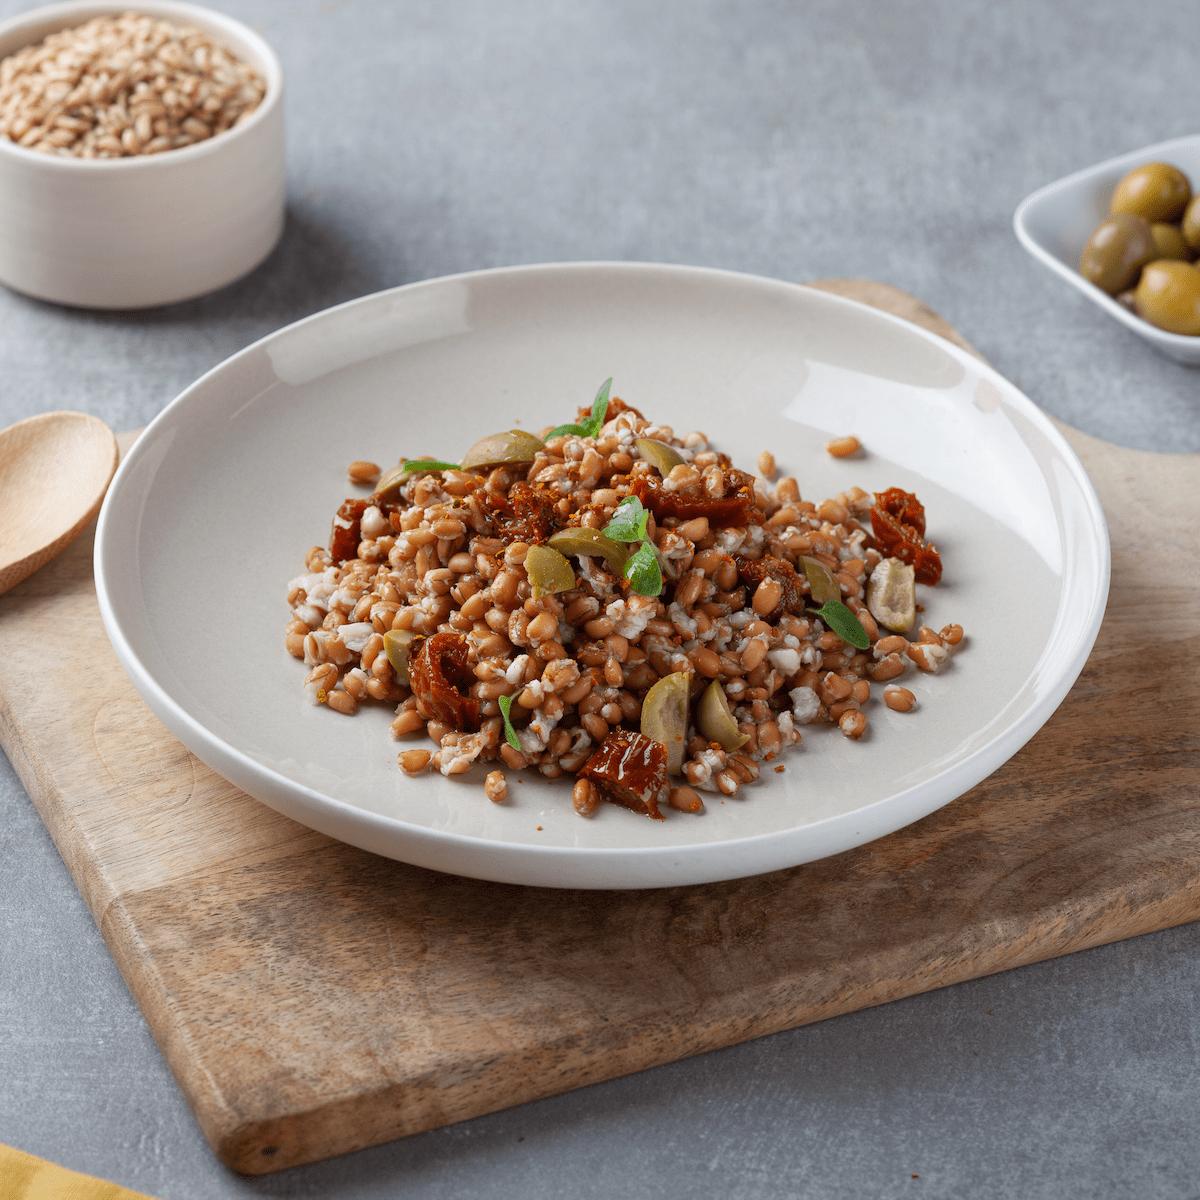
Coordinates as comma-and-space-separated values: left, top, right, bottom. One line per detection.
635, 438, 685, 475
640, 669, 690, 774
866, 558, 915, 633
524, 544, 575, 598
460, 429, 544, 471
799, 556, 841, 605
547, 527, 629, 575
696, 680, 748, 751
373, 464, 408, 502
383, 629, 416, 684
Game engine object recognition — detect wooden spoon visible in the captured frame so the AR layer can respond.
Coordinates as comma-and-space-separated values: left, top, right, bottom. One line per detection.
0, 411, 119, 595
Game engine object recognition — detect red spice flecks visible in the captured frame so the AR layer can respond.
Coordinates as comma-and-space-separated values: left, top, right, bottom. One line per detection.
330, 498, 368, 563
579, 729, 666, 820
408, 632, 480, 731
869, 488, 942, 585
631, 468, 763, 529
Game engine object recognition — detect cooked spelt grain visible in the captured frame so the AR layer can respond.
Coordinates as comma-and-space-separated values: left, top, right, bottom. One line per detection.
285, 389, 964, 820
826, 436, 862, 459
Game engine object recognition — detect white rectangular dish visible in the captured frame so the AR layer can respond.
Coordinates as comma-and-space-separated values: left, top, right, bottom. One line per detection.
1013, 134, 1200, 366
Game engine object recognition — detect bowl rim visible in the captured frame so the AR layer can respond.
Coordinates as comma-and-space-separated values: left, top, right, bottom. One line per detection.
1012, 132, 1200, 350
0, 0, 282, 172
93, 261, 1113, 887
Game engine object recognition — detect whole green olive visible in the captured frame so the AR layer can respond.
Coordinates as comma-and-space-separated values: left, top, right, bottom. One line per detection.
1149, 222, 1192, 262
1134, 260, 1200, 336
1182, 196, 1200, 254
1110, 162, 1192, 224
1079, 213, 1156, 295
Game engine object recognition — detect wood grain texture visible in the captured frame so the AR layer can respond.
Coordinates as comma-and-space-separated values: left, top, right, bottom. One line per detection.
1, 281, 1196, 1176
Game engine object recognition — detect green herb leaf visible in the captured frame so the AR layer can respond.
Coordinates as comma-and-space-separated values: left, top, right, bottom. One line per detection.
812, 600, 870, 649
583, 377, 613, 435
603, 495, 649, 543
624, 540, 663, 597
497, 693, 521, 751
545, 377, 614, 441
402, 459, 460, 474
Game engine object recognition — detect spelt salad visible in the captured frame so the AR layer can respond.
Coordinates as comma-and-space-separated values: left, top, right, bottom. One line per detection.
284, 380, 963, 819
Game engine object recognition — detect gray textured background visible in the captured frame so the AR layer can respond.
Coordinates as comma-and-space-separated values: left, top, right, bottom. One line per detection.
2, 0, 1199, 1197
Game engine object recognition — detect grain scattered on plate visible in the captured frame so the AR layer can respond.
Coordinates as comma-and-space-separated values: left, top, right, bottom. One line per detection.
347, 460, 381, 487
883, 686, 916, 712
484, 769, 507, 804
825, 435, 862, 459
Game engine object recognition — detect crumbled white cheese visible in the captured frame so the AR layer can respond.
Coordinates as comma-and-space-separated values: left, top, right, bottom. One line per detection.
914, 643, 951, 673
789, 686, 821, 724
716, 527, 745, 553
741, 524, 765, 551
577, 555, 616, 597
688, 747, 727, 793
668, 602, 698, 637
336, 622, 374, 653
436, 732, 487, 776
768, 648, 802, 676
291, 568, 339, 612
519, 706, 560, 754
505, 655, 531, 686
294, 603, 323, 628
360, 505, 387, 538
606, 596, 656, 640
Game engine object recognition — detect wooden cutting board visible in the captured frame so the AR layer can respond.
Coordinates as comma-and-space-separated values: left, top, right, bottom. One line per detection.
1, 281, 1197, 1177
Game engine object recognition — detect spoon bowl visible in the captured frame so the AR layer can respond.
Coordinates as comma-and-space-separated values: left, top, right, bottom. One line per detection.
0, 411, 118, 595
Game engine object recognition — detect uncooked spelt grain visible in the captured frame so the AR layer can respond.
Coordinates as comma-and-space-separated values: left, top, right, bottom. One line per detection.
0, 11, 265, 159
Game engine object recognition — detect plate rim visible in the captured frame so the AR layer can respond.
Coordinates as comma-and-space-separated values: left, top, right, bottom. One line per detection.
94, 261, 1111, 886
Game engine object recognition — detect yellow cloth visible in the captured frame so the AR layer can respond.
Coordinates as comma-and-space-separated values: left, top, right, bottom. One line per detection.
0, 1145, 156, 1200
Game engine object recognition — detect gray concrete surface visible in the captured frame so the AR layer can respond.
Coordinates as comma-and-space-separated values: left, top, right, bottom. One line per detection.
2, 0, 1198, 1196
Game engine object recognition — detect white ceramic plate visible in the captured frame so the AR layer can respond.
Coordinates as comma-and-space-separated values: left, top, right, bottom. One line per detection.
95, 263, 1109, 889
1013, 133, 1200, 366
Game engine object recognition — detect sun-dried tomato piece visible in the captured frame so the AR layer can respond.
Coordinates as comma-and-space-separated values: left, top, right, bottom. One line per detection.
579, 729, 666, 820
487, 480, 562, 545
733, 554, 805, 620
869, 489, 942, 585
632, 468, 763, 529
874, 487, 926, 536
409, 632, 480, 731
330, 498, 368, 563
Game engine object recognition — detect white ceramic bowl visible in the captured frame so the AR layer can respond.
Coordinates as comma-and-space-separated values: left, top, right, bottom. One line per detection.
94, 263, 1110, 889
0, 0, 284, 309
1014, 134, 1200, 366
